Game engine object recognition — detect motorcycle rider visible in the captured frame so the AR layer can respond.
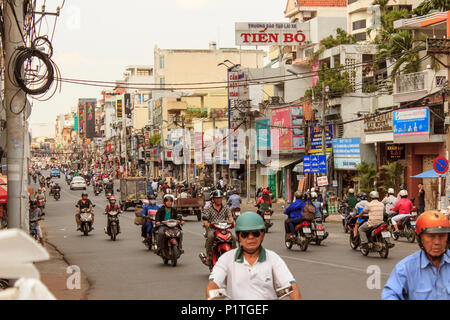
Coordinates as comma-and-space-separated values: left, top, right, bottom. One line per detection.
256, 189, 273, 216
155, 194, 185, 255
227, 189, 242, 217
52, 183, 61, 197
344, 188, 358, 216
104, 195, 122, 235
201, 190, 235, 265
311, 192, 323, 220
283, 191, 306, 239
397, 184, 407, 201
382, 188, 398, 222
351, 193, 369, 238
382, 210, 450, 300
105, 179, 114, 195
390, 190, 414, 235
75, 193, 95, 231
206, 211, 301, 300
357, 191, 385, 250
141, 195, 161, 246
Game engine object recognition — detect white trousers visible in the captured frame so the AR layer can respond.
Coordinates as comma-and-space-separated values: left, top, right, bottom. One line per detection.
391, 214, 410, 226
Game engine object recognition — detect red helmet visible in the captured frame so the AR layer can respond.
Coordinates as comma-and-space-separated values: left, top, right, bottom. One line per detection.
109, 196, 116, 202
262, 189, 269, 195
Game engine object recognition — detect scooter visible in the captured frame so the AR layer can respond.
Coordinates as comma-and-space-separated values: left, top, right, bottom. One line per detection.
310, 218, 329, 245
199, 221, 233, 271
285, 220, 313, 251
158, 219, 183, 267
260, 209, 273, 233
79, 207, 94, 236
106, 210, 120, 241
53, 190, 61, 201
387, 212, 417, 243
358, 222, 395, 258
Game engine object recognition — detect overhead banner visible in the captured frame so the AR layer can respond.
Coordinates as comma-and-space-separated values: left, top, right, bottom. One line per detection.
235, 22, 309, 46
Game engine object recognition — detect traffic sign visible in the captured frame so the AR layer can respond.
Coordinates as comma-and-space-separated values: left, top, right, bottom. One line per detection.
303, 155, 327, 173
433, 156, 449, 174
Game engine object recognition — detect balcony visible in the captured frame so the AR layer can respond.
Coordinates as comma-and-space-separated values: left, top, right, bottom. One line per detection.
393, 69, 446, 104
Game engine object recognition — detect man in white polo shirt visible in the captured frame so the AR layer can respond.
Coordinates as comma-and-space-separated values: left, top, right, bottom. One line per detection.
206, 211, 301, 300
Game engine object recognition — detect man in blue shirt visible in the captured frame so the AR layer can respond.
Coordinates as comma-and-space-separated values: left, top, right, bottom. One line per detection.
382, 210, 450, 300
284, 191, 305, 240
141, 195, 161, 247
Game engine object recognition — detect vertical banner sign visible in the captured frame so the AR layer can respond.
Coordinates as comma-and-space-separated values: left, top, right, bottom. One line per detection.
124, 93, 132, 127
256, 119, 270, 150
310, 123, 333, 154
85, 100, 97, 139
74, 113, 78, 132
271, 107, 292, 152
116, 97, 123, 119
291, 105, 305, 151
78, 103, 85, 137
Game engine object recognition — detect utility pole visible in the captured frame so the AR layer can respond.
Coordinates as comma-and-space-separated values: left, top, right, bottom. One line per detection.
246, 101, 252, 204
5, 0, 28, 229
212, 113, 217, 188
321, 82, 328, 156
161, 123, 165, 181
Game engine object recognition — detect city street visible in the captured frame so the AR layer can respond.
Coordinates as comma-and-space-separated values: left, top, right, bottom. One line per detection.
36, 173, 419, 300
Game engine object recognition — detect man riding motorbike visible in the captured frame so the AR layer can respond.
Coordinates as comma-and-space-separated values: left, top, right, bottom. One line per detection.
382, 188, 398, 222
357, 191, 385, 250
390, 190, 414, 236
75, 193, 95, 231
227, 189, 242, 218
155, 194, 185, 255
344, 188, 358, 215
283, 191, 306, 239
105, 179, 114, 195
141, 195, 161, 247
104, 196, 122, 235
200, 190, 235, 266
382, 210, 450, 300
256, 189, 273, 217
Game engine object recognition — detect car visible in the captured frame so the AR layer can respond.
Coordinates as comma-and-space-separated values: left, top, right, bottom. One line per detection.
70, 177, 87, 190
50, 169, 60, 178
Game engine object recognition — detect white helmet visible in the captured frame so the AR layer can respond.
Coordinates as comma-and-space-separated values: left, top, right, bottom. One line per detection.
369, 191, 379, 199
311, 192, 318, 199
399, 190, 408, 197
310, 188, 315, 193
388, 188, 395, 195
348, 188, 355, 194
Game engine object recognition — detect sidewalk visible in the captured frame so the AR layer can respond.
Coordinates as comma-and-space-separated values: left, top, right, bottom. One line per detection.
34, 224, 90, 300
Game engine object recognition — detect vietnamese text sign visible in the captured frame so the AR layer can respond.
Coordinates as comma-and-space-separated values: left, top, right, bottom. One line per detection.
334, 158, 361, 170
303, 155, 327, 173
256, 119, 270, 150
386, 144, 405, 160
291, 105, 305, 151
317, 176, 329, 187
235, 22, 309, 46
393, 107, 429, 136
310, 124, 333, 154
332, 138, 361, 157
364, 112, 393, 133
271, 107, 292, 151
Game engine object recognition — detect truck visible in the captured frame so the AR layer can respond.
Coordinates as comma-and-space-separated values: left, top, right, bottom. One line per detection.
173, 188, 205, 221
119, 177, 147, 211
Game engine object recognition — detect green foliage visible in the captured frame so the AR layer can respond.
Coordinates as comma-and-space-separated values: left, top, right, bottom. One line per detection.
413, 0, 450, 16
362, 83, 379, 93
303, 63, 355, 100
148, 134, 160, 147
185, 109, 208, 122
377, 161, 404, 194
352, 162, 377, 194
319, 28, 357, 49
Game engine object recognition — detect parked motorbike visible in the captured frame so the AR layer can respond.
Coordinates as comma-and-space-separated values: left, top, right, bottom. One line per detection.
285, 220, 313, 251
106, 210, 120, 241
199, 221, 233, 271
143, 209, 158, 250
310, 218, 329, 245
387, 212, 417, 243
53, 190, 61, 201
79, 208, 94, 236
158, 219, 183, 267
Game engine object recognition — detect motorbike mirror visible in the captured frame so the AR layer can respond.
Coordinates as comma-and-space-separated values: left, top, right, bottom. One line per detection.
92, 204, 96, 207
117, 189, 120, 192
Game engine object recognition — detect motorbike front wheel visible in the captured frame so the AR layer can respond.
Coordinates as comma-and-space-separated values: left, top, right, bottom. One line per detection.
379, 240, 390, 259
406, 226, 415, 243
110, 224, 117, 241
83, 224, 89, 236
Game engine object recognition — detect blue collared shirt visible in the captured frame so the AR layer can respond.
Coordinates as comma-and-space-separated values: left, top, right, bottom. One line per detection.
382, 250, 450, 300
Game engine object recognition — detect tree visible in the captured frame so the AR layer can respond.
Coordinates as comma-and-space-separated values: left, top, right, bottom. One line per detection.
353, 162, 377, 194
319, 28, 357, 49
377, 161, 404, 194
148, 134, 160, 147
413, 0, 450, 16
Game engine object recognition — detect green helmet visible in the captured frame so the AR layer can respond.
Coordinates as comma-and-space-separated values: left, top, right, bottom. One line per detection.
235, 212, 265, 232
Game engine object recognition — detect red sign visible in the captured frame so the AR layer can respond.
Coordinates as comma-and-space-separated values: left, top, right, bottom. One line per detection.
433, 157, 449, 174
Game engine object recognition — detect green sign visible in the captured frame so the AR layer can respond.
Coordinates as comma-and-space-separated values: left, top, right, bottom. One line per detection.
74, 114, 79, 131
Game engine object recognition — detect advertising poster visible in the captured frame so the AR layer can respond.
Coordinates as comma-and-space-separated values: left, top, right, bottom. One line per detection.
271, 107, 292, 152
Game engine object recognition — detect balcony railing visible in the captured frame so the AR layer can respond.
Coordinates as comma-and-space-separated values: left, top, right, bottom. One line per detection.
395, 71, 425, 94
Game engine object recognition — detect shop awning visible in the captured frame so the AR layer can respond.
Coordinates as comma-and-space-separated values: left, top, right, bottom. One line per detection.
411, 169, 446, 179
264, 156, 301, 170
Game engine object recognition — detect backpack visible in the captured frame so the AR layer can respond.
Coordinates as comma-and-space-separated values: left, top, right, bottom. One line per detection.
302, 202, 316, 220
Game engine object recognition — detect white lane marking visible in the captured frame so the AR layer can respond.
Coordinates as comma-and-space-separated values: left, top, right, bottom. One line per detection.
279, 254, 390, 276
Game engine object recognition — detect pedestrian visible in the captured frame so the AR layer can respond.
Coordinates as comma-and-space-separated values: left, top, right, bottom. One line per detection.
417, 182, 425, 215
206, 211, 301, 300
382, 211, 450, 300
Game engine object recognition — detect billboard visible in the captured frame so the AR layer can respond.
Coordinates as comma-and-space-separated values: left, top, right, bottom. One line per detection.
310, 123, 333, 154
271, 107, 292, 152
393, 107, 429, 136
235, 22, 309, 46
85, 100, 97, 139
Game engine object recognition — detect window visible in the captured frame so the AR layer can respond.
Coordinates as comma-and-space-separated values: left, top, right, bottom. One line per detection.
160, 56, 165, 69
354, 32, 366, 42
352, 19, 366, 31
160, 77, 165, 89
137, 69, 150, 76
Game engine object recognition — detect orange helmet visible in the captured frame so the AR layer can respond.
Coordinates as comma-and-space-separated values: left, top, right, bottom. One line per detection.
109, 196, 116, 202
415, 211, 450, 236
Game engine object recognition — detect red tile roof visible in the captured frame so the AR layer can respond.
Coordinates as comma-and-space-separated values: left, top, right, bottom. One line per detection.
297, 0, 347, 7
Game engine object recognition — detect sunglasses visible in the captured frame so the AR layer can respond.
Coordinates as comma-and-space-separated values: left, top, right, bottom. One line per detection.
239, 230, 263, 239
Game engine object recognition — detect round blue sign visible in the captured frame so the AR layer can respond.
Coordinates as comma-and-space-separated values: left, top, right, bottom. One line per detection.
433, 157, 449, 174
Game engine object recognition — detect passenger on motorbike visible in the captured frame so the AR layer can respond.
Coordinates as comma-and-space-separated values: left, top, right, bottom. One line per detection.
104, 196, 122, 234
357, 191, 385, 250
201, 190, 235, 264
283, 191, 306, 239
227, 189, 242, 212
311, 192, 323, 220
390, 190, 413, 235
141, 195, 161, 244
382, 188, 398, 222
352, 193, 369, 237
155, 194, 185, 255
344, 188, 358, 214
75, 193, 95, 231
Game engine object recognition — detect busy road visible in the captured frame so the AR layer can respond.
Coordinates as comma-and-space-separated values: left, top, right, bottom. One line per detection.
31, 171, 424, 300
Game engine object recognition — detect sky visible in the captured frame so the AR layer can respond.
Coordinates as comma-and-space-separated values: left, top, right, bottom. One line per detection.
29, 0, 288, 137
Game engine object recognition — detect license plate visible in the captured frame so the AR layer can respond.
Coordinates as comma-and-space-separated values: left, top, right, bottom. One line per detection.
264, 215, 271, 219
382, 231, 391, 238
235, 212, 241, 216
410, 221, 416, 226
303, 228, 311, 234
317, 231, 324, 236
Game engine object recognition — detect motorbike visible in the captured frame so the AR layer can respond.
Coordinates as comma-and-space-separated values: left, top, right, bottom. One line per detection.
261, 209, 274, 232
79, 207, 94, 236
387, 212, 417, 243
32, 175, 37, 184
339, 202, 350, 233
199, 221, 233, 271
94, 183, 102, 196
310, 218, 329, 245
106, 210, 120, 241
86, 179, 91, 186
37, 196, 46, 210
158, 219, 183, 267
143, 209, 158, 250
353, 221, 394, 258
53, 190, 61, 201
285, 220, 313, 251
105, 188, 113, 200
231, 207, 241, 220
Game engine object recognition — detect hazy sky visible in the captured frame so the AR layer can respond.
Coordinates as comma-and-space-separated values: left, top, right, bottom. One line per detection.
29, 0, 288, 137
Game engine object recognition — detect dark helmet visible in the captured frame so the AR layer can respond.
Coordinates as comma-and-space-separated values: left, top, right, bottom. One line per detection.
210, 190, 224, 199
147, 194, 156, 200
400, 184, 406, 190
81, 193, 88, 197
30, 200, 38, 208
359, 192, 367, 200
